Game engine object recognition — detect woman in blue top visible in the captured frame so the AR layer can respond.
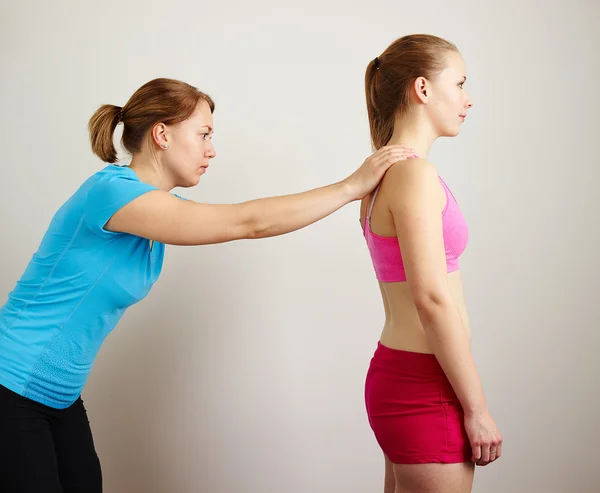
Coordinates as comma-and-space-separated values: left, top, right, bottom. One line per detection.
0, 77, 414, 493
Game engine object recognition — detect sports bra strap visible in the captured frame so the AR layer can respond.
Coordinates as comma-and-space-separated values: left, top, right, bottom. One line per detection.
363, 154, 420, 232
366, 184, 382, 228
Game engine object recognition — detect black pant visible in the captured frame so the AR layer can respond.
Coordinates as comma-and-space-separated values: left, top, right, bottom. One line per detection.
0, 384, 102, 493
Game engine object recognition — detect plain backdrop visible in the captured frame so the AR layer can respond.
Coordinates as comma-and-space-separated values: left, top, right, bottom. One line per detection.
1, 1, 599, 492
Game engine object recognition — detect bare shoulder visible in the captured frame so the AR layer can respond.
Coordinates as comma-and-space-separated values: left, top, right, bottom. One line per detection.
380, 157, 439, 199
384, 157, 437, 184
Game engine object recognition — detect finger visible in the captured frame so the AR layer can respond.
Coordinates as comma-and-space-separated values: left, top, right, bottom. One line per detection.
373, 146, 391, 156
377, 145, 412, 158
374, 149, 406, 160
489, 447, 497, 462
384, 145, 414, 155
370, 149, 417, 171
496, 441, 502, 459
471, 444, 481, 463
386, 144, 414, 151
368, 147, 397, 164
378, 150, 413, 165
389, 148, 415, 156
367, 146, 392, 161
373, 154, 406, 170
375, 145, 406, 155
481, 444, 490, 464
388, 148, 417, 160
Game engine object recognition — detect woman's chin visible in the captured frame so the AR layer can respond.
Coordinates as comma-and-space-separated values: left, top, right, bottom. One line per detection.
443, 126, 461, 138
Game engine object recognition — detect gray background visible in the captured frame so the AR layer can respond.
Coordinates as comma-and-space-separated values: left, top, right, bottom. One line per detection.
1, 0, 598, 491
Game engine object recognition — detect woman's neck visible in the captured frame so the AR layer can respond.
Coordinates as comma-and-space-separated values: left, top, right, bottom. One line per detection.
387, 112, 437, 161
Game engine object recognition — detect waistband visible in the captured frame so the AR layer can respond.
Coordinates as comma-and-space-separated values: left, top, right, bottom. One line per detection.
371, 341, 444, 375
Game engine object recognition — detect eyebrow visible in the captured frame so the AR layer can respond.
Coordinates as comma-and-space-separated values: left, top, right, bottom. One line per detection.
201, 125, 213, 132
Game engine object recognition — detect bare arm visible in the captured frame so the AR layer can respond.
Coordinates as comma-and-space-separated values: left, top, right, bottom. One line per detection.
387, 159, 502, 465
105, 145, 415, 245
105, 181, 354, 245
386, 159, 486, 412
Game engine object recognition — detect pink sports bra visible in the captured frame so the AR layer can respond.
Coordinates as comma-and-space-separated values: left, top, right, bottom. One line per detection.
363, 176, 469, 283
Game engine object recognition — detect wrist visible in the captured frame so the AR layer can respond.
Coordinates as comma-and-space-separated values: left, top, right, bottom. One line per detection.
339, 177, 359, 202
463, 403, 489, 417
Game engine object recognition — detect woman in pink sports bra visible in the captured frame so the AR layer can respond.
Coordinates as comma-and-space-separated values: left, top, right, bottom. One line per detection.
360, 34, 503, 493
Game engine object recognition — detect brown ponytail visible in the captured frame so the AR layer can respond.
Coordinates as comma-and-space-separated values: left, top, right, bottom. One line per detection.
365, 34, 458, 150
88, 105, 122, 163
365, 57, 396, 151
88, 78, 215, 163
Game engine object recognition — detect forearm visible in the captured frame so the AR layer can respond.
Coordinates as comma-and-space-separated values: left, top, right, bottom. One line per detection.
417, 298, 487, 415
242, 181, 355, 239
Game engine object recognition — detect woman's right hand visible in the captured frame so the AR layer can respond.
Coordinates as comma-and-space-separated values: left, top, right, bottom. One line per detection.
464, 410, 503, 466
343, 145, 416, 200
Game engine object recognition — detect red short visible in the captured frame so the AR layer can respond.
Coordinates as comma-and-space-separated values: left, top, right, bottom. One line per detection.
365, 342, 472, 464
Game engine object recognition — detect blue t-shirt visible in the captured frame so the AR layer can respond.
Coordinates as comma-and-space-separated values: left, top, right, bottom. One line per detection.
0, 164, 179, 408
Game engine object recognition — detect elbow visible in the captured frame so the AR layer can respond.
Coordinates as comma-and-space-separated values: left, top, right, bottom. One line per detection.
412, 288, 454, 319
240, 203, 266, 240
246, 223, 268, 240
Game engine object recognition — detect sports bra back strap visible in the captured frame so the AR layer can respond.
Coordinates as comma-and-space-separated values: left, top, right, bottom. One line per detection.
367, 185, 381, 225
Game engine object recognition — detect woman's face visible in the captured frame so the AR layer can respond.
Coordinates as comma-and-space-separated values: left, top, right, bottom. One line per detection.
426, 51, 473, 137
161, 99, 217, 187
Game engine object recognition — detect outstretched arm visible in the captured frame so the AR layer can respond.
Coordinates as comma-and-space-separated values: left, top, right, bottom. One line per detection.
105, 145, 415, 245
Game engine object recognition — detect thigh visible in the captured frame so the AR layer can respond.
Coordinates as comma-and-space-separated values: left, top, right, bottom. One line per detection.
0, 385, 63, 493
383, 454, 396, 493
393, 462, 474, 493
52, 397, 102, 493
